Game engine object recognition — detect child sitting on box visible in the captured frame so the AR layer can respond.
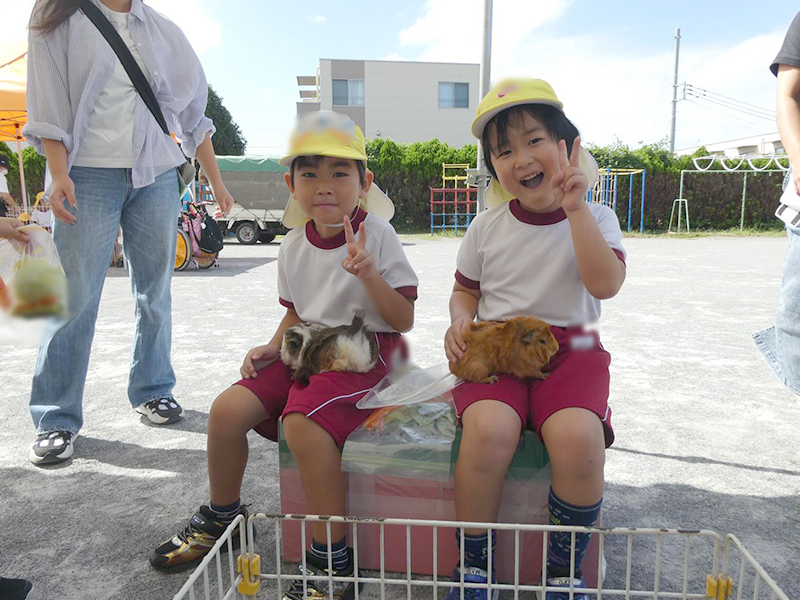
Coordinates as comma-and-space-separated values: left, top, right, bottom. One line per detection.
150, 111, 418, 600
443, 79, 626, 600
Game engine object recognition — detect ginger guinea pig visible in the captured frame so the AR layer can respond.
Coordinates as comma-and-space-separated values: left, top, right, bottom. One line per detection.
449, 316, 559, 384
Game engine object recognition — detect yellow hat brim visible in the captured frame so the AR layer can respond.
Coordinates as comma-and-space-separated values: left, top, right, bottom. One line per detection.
279, 146, 367, 168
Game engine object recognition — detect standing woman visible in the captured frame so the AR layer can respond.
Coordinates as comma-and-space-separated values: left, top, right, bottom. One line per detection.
23, 0, 234, 465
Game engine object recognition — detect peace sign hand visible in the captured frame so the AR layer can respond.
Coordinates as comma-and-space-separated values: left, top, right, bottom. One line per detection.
550, 136, 589, 214
341, 215, 377, 280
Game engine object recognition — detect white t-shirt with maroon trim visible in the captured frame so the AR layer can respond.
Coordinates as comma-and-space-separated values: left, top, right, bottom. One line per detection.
278, 208, 418, 332
455, 200, 626, 327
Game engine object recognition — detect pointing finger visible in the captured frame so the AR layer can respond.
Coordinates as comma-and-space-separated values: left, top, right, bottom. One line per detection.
558, 139, 569, 170
357, 221, 367, 248
570, 137, 582, 169
344, 215, 355, 244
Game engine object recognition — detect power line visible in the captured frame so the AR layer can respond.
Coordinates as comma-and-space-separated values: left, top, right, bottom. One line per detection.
684, 91, 776, 122
683, 98, 770, 133
684, 84, 775, 119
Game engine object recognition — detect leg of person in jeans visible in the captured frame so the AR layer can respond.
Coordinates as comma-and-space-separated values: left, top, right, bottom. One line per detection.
29, 167, 127, 465
120, 168, 183, 423
754, 224, 800, 396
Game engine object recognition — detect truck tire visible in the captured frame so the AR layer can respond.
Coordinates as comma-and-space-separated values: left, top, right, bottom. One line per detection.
259, 233, 276, 244
235, 221, 259, 245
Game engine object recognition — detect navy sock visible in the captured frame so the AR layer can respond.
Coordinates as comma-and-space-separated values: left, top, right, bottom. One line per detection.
208, 499, 241, 524
456, 530, 496, 571
310, 537, 351, 572
547, 489, 602, 579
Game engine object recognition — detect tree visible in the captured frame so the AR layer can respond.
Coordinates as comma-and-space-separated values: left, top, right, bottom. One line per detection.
205, 85, 246, 156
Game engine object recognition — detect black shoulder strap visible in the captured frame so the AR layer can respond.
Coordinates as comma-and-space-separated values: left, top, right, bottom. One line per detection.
79, 0, 170, 138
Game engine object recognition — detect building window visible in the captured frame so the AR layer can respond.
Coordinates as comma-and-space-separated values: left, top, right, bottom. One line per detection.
332, 79, 365, 106
439, 82, 469, 108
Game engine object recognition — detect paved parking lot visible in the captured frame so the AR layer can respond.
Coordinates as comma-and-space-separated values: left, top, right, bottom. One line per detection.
1, 234, 798, 599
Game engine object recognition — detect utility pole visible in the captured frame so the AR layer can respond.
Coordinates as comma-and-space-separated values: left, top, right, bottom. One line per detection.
476, 0, 493, 212
669, 28, 681, 154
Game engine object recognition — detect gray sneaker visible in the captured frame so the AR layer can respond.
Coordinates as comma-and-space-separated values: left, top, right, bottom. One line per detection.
135, 397, 184, 424
30, 431, 76, 465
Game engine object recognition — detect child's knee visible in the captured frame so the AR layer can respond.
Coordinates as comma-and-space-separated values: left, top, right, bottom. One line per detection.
544, 416, 605, 475
208, 388, 260, 435
462, 408, 521, 461
282, 412, 326, 452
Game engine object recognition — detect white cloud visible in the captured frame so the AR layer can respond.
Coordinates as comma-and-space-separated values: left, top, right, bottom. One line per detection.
397, 0, 782, 149
308, 15, 327, 23
400, 0, 570, 63
147, 0, 221, 54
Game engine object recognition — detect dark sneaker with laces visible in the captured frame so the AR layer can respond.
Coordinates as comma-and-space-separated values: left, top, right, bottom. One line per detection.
150, 505, 248, 573
444, 566, 499, 600
282, 549, 361, 600
542, 576, 590, 600
29, 431, 76, 465
135, 397, 184, 424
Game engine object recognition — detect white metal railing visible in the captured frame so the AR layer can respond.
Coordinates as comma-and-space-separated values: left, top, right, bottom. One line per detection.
173, 514, 790, 600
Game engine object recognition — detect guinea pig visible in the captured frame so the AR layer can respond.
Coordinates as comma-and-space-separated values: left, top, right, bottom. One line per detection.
280, 311, 379, 385
449, 316, 559, 384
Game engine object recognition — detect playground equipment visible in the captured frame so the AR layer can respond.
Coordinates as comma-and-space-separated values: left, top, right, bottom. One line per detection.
590, 168, 646, 233
430, 164, 477, 234
670, 154, 789, 233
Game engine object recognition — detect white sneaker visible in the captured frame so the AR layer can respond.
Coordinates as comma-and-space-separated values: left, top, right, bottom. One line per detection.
135, 397, 184, 424
30, 431, 76, 465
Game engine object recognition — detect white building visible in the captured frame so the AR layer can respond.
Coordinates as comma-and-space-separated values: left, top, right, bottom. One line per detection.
676, 132, 784, 157
297, 59, 480, 148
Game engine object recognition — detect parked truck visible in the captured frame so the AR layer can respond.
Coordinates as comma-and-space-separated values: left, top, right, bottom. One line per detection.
199, 156, 289, 244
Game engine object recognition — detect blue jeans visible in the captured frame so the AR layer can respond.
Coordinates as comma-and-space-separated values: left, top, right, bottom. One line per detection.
754, 224, 800, 396
30, 167, 181, 435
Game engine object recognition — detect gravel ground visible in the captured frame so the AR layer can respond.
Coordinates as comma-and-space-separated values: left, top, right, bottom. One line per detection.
1, 234, 798, 600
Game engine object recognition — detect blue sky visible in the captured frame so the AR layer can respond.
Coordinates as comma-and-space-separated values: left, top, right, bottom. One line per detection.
10, 0, 800, 156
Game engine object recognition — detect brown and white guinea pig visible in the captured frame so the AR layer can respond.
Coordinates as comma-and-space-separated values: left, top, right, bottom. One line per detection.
449, 316, 559, 384
280, 311, 379, 385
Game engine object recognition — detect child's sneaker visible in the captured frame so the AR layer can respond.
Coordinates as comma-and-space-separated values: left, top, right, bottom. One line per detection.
543, 576, 590, 600
444, 566, 499, 600
149, 505, 247, 573
282, 550, 361, 600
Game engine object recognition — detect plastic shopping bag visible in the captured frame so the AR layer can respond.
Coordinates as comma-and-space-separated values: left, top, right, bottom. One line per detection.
357, 363, 463, 409
342, 398, 458, 480
0, 225, 67, 318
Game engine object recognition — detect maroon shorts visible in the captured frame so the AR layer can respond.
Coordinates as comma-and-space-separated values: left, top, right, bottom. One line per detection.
451, 327, 614, 447
234, 332, 406, 447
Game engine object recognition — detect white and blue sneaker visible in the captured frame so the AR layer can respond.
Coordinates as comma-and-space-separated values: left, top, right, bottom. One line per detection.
444, 566, 499, 600
543, 576, 590, 600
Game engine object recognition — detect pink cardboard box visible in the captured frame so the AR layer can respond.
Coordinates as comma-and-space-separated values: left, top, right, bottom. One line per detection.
278, 428, 602, 585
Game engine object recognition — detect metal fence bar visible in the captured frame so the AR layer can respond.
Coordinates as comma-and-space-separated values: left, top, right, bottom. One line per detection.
176, 514, 790, 600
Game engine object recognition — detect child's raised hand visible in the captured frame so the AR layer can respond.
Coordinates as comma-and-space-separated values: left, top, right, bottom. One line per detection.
444, 316, 472, 363
550, 137, 589, 213
240, 343, 280, 379
342, 215, 377, 280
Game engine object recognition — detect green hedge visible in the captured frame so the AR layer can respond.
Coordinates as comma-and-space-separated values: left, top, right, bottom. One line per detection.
0, 142, 47, 203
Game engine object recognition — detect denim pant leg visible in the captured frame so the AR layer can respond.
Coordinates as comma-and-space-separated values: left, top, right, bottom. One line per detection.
29, 167, 127, 435
120, 167, 180, 406
754, 225, 800, 396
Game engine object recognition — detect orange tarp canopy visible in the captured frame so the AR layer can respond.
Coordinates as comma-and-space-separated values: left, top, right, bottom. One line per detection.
0, 42, 27, 143
0, 41, 30, 209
